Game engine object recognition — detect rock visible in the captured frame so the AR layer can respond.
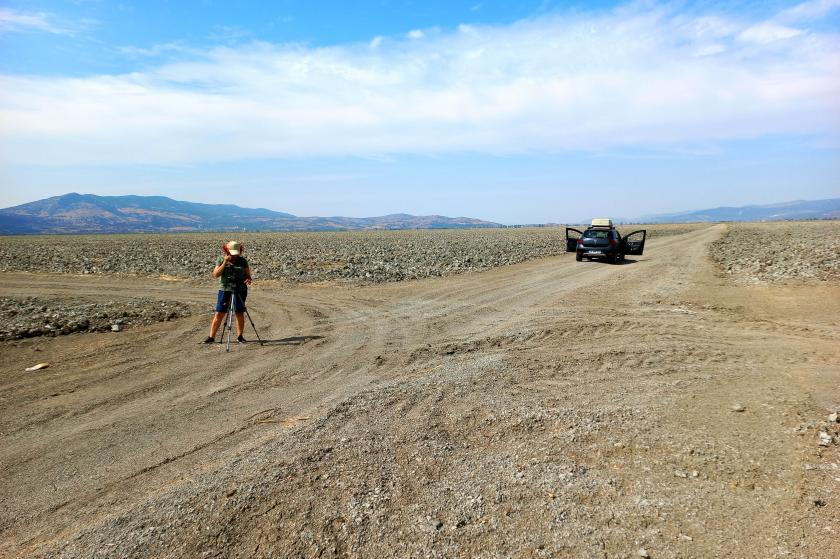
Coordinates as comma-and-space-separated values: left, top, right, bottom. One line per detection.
818, 432, 832, 447
111, 324, 122, 332
731, 404, 746, 413
637, 548, 651, 558
829, 412, 839, 423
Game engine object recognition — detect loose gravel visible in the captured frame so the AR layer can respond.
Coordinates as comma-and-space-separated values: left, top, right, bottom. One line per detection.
711, 221, 840, 284
0, 225, 701, 343
0, 296, 196, 341
0, 225, 702, 285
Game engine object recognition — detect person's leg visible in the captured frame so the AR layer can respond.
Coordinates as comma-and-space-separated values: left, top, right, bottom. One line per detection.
210, 312, 226, 338
208, 290, 230, 339
233, 290, 247, 338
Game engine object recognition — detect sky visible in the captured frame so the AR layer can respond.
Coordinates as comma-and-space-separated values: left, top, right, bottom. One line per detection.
0, 0, 838, 223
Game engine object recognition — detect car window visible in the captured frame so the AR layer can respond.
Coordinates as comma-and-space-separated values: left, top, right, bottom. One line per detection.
583, 229, 609, 239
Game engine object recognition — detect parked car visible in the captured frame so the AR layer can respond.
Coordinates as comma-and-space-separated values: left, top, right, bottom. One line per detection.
565, 219, 646, 264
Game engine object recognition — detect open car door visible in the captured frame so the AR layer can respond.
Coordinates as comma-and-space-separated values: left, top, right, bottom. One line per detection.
565, 228, 583, 252
621, 230, 647, 256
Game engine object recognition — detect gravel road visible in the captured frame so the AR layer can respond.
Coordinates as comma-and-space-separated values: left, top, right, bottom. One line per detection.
0, 222, 837, 559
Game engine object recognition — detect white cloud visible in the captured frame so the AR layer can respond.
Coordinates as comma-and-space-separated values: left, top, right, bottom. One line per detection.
407, 29, 425, 40
0, 7, 65, 34
737, 22, 804, 44
1, 2, 838, 166
778, 0, 840, 23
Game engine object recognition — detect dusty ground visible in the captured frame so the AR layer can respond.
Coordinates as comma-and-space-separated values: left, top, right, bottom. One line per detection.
0, 223, 838, 558
0, 224, 704, 284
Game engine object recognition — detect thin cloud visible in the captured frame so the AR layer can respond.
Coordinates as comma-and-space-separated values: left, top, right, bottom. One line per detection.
737, 22, 804, 44
0, 7, 67, 34
777, 0, 840, 23
0, 1, 838, 166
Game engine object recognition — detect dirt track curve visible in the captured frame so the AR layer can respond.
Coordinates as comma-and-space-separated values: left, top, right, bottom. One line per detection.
1, 224, 838, 558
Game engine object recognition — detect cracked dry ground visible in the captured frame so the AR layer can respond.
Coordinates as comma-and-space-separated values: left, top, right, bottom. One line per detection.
0, 224, 838, 558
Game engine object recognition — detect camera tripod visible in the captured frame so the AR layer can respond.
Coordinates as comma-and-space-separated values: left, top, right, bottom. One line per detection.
219, 290, 264, 352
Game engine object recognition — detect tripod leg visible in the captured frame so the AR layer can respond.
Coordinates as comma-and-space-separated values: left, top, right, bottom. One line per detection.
219, 305, 228, 342
236, 291, 264, 346
225, 292, 234, 352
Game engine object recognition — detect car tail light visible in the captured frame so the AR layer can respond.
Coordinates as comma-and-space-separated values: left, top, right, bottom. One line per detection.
609, 239, 617, 248
577, 238, 584, 245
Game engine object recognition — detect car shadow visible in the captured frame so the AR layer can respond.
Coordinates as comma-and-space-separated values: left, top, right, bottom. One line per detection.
584, 258, 639, 265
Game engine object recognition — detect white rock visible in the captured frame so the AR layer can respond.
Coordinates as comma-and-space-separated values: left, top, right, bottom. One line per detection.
829, 412, 839, 423
111, 324, 121, 332
819, 432, 832, 447
637, 549, 650, 558
731, 404, 746, 413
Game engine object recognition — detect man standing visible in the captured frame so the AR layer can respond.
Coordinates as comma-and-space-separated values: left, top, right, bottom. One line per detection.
204, 241, 252, 344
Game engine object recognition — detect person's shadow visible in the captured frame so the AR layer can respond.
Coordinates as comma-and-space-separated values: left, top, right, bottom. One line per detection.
249, 335, 324, 346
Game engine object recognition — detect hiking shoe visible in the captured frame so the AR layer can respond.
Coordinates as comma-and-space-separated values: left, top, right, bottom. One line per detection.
237, 335, 247, 344
203, 336, 215, 344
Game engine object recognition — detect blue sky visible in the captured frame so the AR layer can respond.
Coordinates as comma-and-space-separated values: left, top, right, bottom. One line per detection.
0, 1, 838, 223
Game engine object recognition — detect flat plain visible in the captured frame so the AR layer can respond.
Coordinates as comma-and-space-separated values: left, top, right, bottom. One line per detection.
0, 222, 838, 559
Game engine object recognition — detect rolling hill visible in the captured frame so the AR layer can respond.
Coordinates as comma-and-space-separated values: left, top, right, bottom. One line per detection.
636, 198, 840, 223
0, 193, 502, 234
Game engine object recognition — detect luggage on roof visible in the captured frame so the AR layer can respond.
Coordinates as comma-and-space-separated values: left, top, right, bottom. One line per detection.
590, 218, 613, 228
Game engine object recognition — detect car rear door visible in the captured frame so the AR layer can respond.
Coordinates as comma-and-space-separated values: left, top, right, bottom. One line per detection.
565, 228, 583, 252
621, 230, 647, 255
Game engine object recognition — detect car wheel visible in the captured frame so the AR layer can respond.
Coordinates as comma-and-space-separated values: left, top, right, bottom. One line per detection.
611, 253, 620, 265
575, 252, 582, 262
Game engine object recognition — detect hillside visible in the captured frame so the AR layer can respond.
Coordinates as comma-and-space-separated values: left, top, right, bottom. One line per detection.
0, 193, 501, 234
638, 198, 840, 223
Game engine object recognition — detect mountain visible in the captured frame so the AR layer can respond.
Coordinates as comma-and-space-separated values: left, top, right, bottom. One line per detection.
636, 198, 840, 223
0, 193, 502, 234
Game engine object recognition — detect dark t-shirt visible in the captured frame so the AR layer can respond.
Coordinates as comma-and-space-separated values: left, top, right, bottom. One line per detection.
216, 256, 249, 292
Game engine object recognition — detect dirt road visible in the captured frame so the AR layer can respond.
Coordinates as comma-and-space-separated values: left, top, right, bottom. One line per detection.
1, 224, 837, 558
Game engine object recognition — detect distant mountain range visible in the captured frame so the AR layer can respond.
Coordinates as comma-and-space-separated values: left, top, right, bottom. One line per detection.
635, 198, 840, 223
1, 193, 838, 235
0, 193, 502, 234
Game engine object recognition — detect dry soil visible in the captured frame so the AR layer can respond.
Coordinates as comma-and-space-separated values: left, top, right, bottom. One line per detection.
0, 223, 838, 559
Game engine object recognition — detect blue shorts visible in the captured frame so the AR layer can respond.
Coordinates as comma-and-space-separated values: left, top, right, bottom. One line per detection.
215, 289, 247, 313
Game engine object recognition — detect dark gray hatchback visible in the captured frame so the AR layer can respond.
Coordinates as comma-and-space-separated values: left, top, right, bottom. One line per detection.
565, 226, 647, 264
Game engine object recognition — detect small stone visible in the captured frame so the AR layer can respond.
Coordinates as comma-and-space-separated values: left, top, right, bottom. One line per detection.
691, 470, 699, 478
818, 432, 832, 447
731, 404, 746, 413
829, 412, 839, 423
111, 324, 121, 332
674, 470, 688, 478
637, 548, 650, 558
